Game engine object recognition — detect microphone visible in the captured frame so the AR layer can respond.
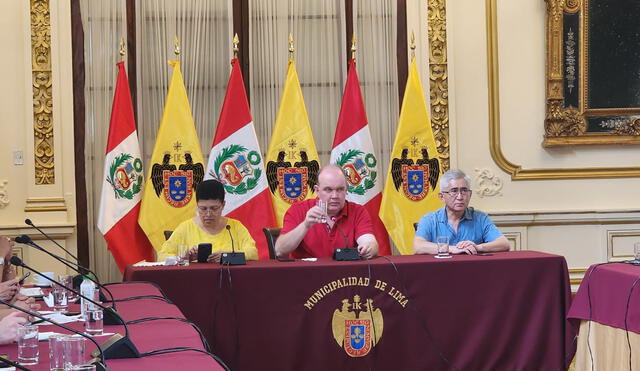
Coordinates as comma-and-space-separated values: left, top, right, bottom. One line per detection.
220, 225, 245, 265
0, 298, 108, 370
14, 235, 115, 305
0, 355, 33, 371
331, 217, 359, 261
24, 219, 79, 262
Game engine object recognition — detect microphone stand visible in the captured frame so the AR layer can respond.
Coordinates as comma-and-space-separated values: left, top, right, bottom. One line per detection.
331, 218, 360, 261
24, 218, 80, 262
0, 355, 32, 371
220, 225, 245, 265
0, 298, 108, 371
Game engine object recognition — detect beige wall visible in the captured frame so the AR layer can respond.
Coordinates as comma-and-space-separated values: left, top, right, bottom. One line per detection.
0, 0, 77, 279
0, 0, 638, 286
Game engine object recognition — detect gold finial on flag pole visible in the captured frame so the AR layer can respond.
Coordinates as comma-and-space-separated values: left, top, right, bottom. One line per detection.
119, 37, 126, 60
288, 33, 295, 58
351, 33, 357, 61
233, 33, 240, 59
174, 36, 181, 57
410, 31, 416, 57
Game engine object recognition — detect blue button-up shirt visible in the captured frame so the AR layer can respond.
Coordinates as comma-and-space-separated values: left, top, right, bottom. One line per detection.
415, 206, 503, 245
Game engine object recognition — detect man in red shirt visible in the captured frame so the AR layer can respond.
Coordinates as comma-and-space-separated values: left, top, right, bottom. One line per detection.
275, 165, 378, 259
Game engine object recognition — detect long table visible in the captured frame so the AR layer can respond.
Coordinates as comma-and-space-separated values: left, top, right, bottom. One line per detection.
125, 251, 576, 371
0, 282, 226, 370
568, 262, 640, 369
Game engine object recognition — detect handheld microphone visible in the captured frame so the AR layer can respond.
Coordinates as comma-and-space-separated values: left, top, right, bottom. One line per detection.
10, 257, 119, 326
331, 217, 359, 261
14, 235, 115, 305
0, 298, 109, 370
24, 218, 79, 262
220, 225, 245, 265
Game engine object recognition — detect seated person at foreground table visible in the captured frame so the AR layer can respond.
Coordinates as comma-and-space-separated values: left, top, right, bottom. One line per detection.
159, 179, 258, 263
0, 236, 39, 319
413, 169, 509, 255
275, 165, 378, 260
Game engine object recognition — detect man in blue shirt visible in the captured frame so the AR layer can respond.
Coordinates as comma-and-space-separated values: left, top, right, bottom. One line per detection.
414, 169, 509, 255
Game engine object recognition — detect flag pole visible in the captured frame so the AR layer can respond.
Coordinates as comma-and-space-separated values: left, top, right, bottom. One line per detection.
288, 33, 295, 59
233, 33, 239, 60
410, 30, 416, 58
174, 36, 181, 59
119, 37, 126, 61
351, 33, 357, 61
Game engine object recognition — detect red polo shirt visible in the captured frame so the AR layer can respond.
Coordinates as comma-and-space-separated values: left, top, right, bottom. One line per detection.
281, 198, 374, 258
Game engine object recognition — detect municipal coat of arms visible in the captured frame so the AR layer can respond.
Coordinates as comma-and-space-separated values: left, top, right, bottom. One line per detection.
150, 152, 204, 207
209, 144, 262, 195
266, 150, 319, 204
335, 150, 377, 196
106, 153, 144, 200
331, 295, 383, 357
390, 147, 440, 201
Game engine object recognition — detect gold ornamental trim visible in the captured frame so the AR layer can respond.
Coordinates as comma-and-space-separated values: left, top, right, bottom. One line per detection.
427, 0, 450, 172
30, 0, 54, 185
24, 197, 67, 212
485, 0, 640, 180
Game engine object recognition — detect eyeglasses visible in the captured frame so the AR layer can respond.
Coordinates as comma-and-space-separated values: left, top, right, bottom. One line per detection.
197, 205, 223, 215
441, 187, 471, 197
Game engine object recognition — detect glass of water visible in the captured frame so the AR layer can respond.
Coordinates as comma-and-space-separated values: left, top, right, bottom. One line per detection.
17, 324, 39, 365
177, 244, 190, 266
635, 242, 640, 261
84, 308, 104, 336
317, 199, 328, 223
436, 236, 450, 258
62, 336, 87, 369
53, 284, 69, 312
49, 334, 66, 371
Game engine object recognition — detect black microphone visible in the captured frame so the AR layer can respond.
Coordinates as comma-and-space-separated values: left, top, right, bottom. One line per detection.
0, 298, 108, 370
24, 219, 79, 262
0, 355, 32, 371
331, 217, 359, 261
14, 235, 115, 305
220, 225, 245, 265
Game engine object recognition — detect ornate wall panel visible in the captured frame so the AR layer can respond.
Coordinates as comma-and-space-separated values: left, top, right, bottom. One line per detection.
427, 0, 450, 171
30, 0, 55, 184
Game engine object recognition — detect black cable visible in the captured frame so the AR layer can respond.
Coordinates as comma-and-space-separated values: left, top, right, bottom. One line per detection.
139, 346, 230, 371
0, 355, 32, 371
126, 316, 210, 352
585, 262, 614, 371
624, 276, 640, 371
112, 295, 172, 304
378, 255, 461, 371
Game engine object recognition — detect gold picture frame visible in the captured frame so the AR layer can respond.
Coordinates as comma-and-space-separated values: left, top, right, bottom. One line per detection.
543, 0, 640, 147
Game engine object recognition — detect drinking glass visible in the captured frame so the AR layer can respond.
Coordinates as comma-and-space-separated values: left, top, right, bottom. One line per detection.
49, 334, 66, 371
53, 284, 69, 312
177, 244, 190, 266
17, 325, 39, 365
84, 308, 104, 336
436, 236, 450, 258
65, 365, 96, 371
317, 199, 328, 223
59, 274, 78, 302
62, 336, 86, 369
635, 242, 640, 261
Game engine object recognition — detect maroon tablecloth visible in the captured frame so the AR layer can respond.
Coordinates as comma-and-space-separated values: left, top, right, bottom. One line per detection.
125, 251, 575, 371
568, 262, 640, 333
0, 282, 224, 370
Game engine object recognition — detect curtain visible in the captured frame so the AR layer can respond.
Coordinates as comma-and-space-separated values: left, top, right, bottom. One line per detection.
80, 0, 128, 282
249, 0, 346, 164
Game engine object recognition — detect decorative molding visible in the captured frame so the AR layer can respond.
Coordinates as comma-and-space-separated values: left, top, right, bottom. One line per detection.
0, 180, 8, 208
607, 230, 640, 260
490, 209, 640, 227
503, 231, 520, 250
485, 0, 640, 179
473, 168, 503, 197
30, 0, 55, 185
427, 0, 450, 171
24, 197, 67, 212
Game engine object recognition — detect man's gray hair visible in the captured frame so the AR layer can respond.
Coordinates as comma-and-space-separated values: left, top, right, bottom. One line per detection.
439, 169, 472, 190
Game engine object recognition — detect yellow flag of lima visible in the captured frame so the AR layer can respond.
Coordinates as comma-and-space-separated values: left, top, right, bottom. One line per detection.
379, 57, 443, 254
138, 61, 205, 252
264, 59, 320, 225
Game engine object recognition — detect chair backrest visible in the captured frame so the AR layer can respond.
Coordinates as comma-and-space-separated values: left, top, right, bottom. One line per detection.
163, 230, 173, 240
413, 223, 418, 231
262, 227, 281, 259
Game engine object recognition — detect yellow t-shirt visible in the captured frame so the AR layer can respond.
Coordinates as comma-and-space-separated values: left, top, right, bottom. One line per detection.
158, 218, 258, 261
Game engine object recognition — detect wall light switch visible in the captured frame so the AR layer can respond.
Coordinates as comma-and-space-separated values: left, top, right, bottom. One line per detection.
13, 150, 23, 165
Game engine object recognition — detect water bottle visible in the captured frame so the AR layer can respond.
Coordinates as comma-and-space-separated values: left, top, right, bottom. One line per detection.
79, 275, 96, 316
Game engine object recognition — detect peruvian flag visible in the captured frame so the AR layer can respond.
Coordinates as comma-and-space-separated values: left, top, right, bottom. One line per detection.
205, 58, 277, 259
330, 60, 391, 255
98, 62, 154, 272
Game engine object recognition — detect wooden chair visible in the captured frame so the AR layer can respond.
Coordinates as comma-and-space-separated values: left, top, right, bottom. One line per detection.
262, 227, 281, 259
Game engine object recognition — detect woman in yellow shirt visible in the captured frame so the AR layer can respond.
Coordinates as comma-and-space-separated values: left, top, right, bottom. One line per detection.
159, 179, 258, 262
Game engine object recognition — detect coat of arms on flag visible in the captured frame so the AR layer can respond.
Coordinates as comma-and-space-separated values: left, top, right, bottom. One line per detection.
105, 153, 144, 200
334, 149, 378, 196
208, 144, 263, 195
150, 151, 204, 207
331, 295, 383, 357
390, 145, 440, 201
265, 148, 319, 204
